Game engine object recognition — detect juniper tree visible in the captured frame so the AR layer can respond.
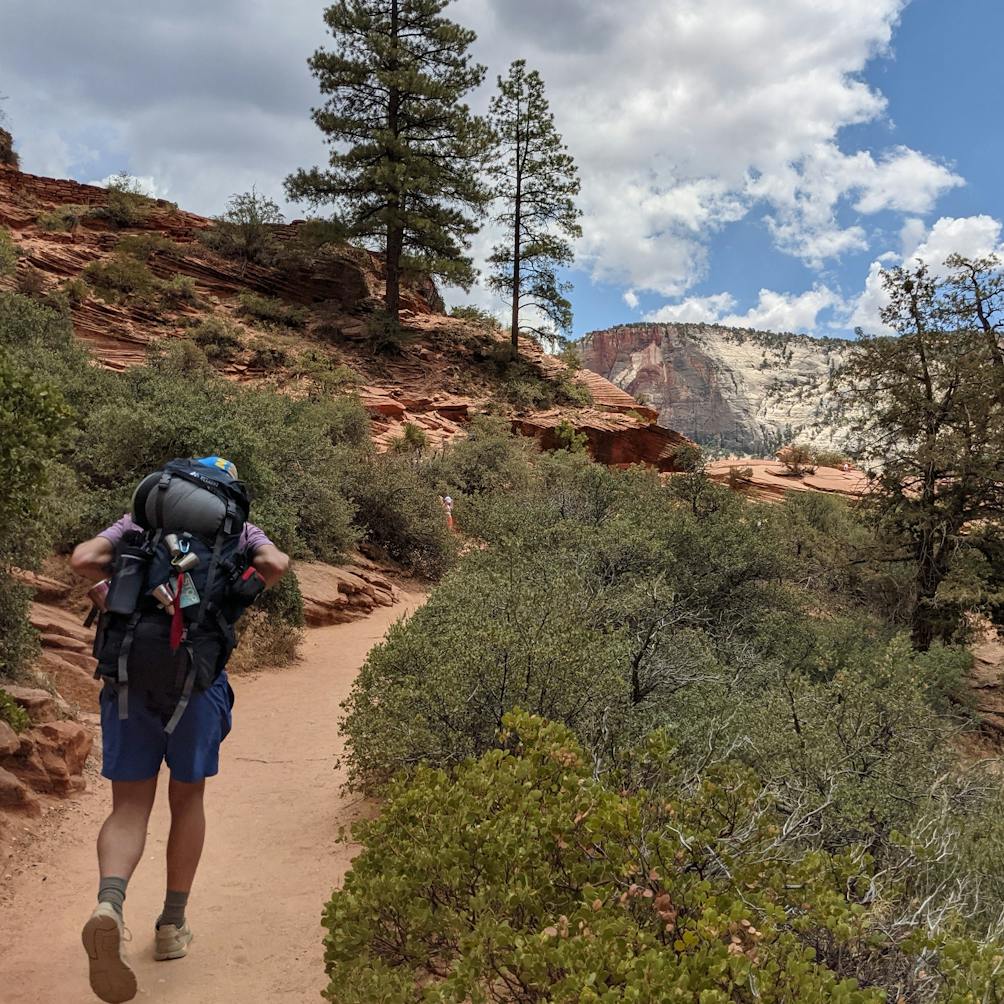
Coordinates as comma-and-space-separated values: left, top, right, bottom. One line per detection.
286, 0, 491, 344
843, 261, 1004, 649
487, 61, 582, 359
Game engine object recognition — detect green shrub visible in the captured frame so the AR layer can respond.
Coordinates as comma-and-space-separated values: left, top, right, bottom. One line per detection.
554, 418, 588, 453
83, 253, 160, 305
247, 337, 290, 370
0, 227, 17, 276
0, 126, 17, 170
449, 303, 503, 331
187, 316, 244, 361
325, 711, 1004, 1003
115, 232, 183, 262
37, 205, 86, 232
237, 291, 309, 329
89, 173, 153, 227
389, 421, 428, 453
336, 448, 458, 579
16, 266, 45, 297
161, 274, 198, 307
199, 189, 284, 265
0, 686, 30, 731
61, 277, 89, 306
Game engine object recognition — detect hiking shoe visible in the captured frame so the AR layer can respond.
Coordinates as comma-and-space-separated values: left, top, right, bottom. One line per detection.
81, 903, 137, 1003
154, 919, 193, 961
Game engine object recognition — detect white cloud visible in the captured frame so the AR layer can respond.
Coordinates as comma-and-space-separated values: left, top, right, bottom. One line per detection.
844, 215, 1004, 333
645, 292, 738, 324
646, 287, 837, 333
623, 289, 640, 310
0, 0, 970, 321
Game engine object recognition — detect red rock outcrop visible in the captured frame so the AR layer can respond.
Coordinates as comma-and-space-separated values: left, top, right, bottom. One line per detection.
295, 559, 399, 626
703, 460, 868, 503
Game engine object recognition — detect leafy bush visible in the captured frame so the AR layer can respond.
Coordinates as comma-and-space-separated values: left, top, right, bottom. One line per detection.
16, 266, 45, 297
199, 189, 284, 265
161, 274, 198, 307
554, 417, 588, 452
813, 448, 850, 469
0, 686, 30, 731
89, 173, 153, 227
0, 126, 18, 169
389, 421, 428, 453
83, 253, 160, 305
0, 227, 17, 276
449, 303, 503, 331
325, 712, 1004, 1003
336, 448, 458, 579
237, 291, 309, 329
60, 277, 89, 306
188, 316, 244, 361
246, 337, 290, 370
0, 322, 71, 680
115, 232, 184, 262
37, 205, 86, 232
777, 442, 818, 476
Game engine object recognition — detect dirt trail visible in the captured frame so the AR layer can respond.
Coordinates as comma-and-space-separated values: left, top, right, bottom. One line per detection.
0, 592, 423, 1003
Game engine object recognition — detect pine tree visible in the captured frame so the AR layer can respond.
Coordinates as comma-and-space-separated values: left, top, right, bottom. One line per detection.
843, 260, 1004, 649
286, 0, 491, 344
487, 61, 582, 359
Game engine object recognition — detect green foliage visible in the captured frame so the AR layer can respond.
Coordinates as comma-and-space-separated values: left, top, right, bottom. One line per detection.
0, 313, 71, 679
488, 60, 582, 355
36, 204, 86, 232
16, 266, 45, 297
83, 253, 160, 305
286, 0, 492, 331
237, 291, 309, 329
60, 277, 89, 306
115, 232, 184, 262
449, 303, 503, 332
336, 448, 458, 579
0, 226, 17, 276
841, 257, 1004, 647
777, 442, 817, 476
389, 422, 428, 454
199, 189, 284, 266
247, 337, 291, 370
90, 173, 153, 227
326, 712, 1004, 1003
0, 686, 30, 731
554, 418, 588, 453
0, 125, 18, 169
188, 316, 244, 361
161, 274, 198, 307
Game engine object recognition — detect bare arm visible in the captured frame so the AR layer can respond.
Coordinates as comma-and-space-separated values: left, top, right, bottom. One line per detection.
251, 543, 290, 587
70, 536, 115, 583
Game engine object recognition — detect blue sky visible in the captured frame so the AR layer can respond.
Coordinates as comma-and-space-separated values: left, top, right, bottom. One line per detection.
2, 0, 1001, 339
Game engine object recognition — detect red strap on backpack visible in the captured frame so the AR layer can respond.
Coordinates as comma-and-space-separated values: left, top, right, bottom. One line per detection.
170, 572, 186, 650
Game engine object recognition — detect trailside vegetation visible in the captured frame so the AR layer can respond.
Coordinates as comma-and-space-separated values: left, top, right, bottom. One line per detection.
487, 60, 582, 357
843, 255, 1004, 649
0, 292, 459, 681
286, 0, 491, 345
331, 420, 1004, 1001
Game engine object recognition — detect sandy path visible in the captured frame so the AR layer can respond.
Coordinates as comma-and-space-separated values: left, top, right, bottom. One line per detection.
0, 592, 423, 1003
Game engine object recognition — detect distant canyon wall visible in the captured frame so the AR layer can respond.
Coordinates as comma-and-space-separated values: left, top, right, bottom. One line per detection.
580, 322, 854, 457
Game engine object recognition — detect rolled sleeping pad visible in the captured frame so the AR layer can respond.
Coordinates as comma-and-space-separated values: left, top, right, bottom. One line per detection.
131, 471, 227, 536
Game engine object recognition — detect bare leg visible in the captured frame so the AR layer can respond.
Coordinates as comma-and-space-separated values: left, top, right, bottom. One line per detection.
97, 777, 159, 880
166, 778, 206, 893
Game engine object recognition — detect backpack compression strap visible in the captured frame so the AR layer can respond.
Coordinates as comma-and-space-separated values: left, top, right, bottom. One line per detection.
116, 612, 143, 721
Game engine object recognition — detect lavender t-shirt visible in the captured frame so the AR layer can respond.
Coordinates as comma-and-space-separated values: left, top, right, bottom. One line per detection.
99, 514, 273, 556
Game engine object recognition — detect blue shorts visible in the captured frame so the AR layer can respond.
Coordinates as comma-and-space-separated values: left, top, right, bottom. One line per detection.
100, 672, 234, 784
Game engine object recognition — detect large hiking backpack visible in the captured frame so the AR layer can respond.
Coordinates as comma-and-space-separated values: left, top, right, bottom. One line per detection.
93, 459, 259, 733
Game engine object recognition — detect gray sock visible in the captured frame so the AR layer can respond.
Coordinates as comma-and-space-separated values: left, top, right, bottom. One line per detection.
98, 876, 128, 918
157, 889, 189, 929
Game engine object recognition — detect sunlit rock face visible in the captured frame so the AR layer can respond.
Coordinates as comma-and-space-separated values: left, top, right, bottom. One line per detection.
581, 322, 854, 457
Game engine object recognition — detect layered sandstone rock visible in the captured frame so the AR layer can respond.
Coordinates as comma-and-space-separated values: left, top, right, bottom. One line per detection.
294, 559, 399, 626
581, 322, 854, 456
703, 460, 868, 504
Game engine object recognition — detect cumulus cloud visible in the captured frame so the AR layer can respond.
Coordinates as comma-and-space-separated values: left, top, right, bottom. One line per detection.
622, 290, 640, 310
0, 0, 970, 322
844, 215, 1004, 333
646, 287, 838, 333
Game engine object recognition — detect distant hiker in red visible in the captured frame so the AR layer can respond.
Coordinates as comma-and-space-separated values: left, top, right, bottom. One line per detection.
71, 456, 289, 1003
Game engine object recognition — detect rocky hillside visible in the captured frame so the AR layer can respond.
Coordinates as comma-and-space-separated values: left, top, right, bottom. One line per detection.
581, 322, 854, 457
0, 165, 689, 472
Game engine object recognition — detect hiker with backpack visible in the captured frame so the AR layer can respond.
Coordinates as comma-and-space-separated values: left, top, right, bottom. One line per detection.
70, 456, 289, 1003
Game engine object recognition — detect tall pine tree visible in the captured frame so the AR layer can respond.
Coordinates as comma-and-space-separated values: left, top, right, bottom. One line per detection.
286, 0, 491, 343
488, 61, 581, 359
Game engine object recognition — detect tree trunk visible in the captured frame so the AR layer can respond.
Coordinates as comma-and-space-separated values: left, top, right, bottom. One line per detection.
384, 0, 402, 331
910, 530, 950, 651
385, 223, 403, 322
